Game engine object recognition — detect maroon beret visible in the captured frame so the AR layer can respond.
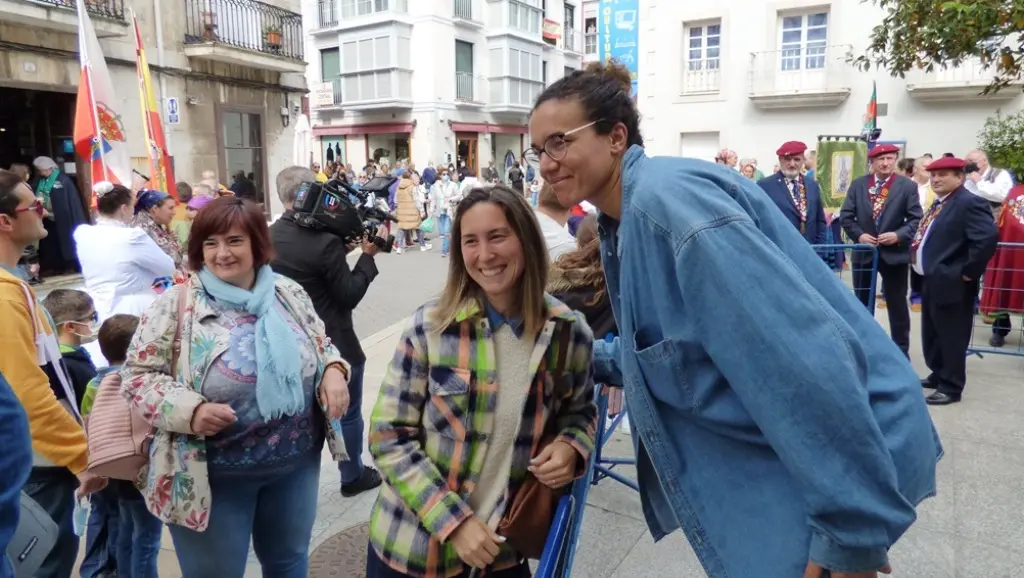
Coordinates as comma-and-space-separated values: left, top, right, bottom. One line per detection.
868, 143, 900, 159
776, 141, 807, 157
925, 157, 967, 172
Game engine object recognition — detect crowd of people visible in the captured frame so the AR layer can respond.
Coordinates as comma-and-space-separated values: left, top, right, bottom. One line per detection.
0, 57, 1020, 578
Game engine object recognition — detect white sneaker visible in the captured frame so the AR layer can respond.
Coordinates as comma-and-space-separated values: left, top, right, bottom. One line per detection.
421, 244, 433, 252
395, 248, 405, 254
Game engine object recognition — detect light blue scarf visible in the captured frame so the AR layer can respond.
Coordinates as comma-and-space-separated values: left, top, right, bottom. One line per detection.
198, 265, 305, 420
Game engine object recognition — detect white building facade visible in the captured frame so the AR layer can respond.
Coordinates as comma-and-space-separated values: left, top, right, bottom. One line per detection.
637, 0, 1023, 167
0, 0, 307, 216
303, 0, 588, 174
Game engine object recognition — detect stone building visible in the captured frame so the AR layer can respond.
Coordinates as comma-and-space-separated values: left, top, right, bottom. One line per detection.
0, 0, 307, 215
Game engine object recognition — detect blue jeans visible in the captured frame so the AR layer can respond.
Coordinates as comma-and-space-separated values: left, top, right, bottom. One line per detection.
337, 362, 366, 484
80, 487, 119, 578
22, 468, 78, 578
115, 497, 162, 578
168, 452, 322, 578
437, 213, 452, 255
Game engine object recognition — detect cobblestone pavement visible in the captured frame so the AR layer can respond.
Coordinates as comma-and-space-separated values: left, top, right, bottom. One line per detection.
350, 244, 449, 338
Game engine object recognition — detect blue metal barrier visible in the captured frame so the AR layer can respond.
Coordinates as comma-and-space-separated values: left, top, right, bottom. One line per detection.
590, 387, 638, 492
969, 241, 1024, 358
811, 243, 880, 311
535, 495, 575, 578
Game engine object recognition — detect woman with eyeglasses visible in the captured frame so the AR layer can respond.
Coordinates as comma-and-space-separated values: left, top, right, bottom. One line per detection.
524, 61, 941, 578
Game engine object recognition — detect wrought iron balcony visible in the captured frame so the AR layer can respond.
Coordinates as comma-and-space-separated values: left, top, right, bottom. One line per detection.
184, 0, 304, 67
36, 0, 125, 20
453, 0, 472, 20
455, 72, 487, 104
563, 29, 579, 53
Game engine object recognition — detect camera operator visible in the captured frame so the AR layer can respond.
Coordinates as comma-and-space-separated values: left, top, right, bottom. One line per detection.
268, 166, 383, 497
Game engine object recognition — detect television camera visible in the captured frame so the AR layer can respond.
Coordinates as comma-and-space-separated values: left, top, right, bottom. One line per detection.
292, 176, 397, 252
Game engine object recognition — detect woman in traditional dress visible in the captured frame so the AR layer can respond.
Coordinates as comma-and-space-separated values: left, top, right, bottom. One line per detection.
980, 184, 1024, 349
133, 189, 184, 270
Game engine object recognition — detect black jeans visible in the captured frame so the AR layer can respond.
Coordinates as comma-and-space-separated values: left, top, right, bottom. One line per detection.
365, 544, 531, 578
23, 467, 79, 578
853, 260, 911, 355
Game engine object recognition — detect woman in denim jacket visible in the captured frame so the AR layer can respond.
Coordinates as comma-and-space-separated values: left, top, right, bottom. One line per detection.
121, 197, 352, 578
524, 62, 941, 578
366, 185, 597, 578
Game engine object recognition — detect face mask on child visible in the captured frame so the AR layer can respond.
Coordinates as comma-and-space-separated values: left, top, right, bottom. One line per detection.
68, 321, 99, 344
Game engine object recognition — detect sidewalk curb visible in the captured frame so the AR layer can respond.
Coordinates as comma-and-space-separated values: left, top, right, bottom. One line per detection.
359, 317, 410, 349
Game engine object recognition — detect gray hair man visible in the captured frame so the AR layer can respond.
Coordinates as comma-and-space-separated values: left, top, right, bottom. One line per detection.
964, 149, 1014, 209
267, 166, 383, 498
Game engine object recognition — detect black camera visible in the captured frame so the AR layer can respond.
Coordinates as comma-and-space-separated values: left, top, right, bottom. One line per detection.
292, 177, 397, 252
964, 162, 980, 174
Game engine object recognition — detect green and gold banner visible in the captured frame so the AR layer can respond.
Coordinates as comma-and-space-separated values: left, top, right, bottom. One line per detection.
816, 138, 868, 212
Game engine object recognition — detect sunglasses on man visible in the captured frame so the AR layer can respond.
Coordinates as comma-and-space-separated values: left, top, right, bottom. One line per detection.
14, 199, 45, 217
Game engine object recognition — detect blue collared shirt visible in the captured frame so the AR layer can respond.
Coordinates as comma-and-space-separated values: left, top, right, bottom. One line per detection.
485, 302, 524, 338
593, 145, 941, 577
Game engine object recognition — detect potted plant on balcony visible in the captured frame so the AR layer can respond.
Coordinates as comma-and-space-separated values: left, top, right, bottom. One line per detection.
264, 25, 283, 50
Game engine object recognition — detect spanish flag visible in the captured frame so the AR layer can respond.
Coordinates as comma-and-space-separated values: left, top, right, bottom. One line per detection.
132, 11, 176, 198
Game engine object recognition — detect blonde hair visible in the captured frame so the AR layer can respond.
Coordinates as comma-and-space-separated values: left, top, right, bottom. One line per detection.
432, 184, 550, 337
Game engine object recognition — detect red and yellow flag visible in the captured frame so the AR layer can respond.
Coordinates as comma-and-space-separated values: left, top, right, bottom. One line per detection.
132, 11, 176, 197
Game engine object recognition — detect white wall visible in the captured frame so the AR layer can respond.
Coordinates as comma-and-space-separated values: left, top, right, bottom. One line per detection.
639, 0, 1024, 167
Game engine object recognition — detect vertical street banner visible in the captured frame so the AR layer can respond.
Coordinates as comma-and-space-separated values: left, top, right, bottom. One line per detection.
598, 0, 639, 97
815, 137, 868, 212
73, 0, 133, 205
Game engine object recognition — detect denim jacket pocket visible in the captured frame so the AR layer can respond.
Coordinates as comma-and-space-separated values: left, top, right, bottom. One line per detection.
632, 333, 693, 412
425, 366, 473, 440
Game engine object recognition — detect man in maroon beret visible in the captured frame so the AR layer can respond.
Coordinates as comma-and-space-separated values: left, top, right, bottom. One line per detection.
914, 156, 998, 405
838, 143, 923, 357
757, 141, 827, 248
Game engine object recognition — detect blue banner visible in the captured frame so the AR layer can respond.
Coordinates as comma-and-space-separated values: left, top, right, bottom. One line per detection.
598, 0, 639, 97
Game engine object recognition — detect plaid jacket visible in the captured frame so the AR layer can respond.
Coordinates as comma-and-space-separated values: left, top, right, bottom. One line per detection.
368, 295, 598, 578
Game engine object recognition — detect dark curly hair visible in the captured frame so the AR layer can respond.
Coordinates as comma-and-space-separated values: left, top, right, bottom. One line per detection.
533, 59, 643, 149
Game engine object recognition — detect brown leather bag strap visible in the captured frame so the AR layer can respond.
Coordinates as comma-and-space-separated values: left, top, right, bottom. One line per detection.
170, 284, 188, 380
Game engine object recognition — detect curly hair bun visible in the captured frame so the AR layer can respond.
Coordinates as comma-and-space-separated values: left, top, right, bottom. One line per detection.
584, 60, 632, 94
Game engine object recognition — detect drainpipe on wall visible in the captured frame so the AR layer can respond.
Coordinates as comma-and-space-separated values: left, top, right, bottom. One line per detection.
151, 0, 173, 163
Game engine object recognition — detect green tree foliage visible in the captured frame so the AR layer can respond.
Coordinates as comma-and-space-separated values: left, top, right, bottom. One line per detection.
853, 0, 1024, 94
978, 109, 1024, 180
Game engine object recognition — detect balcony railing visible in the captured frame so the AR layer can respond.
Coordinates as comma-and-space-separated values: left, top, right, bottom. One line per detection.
453, 0, 472, 20
30, 0, 126, 20
488, 77, 543, 109
563, 29, 579, 52
455, 72, 486, 103
328, 78, 344, 105
316, 0, 337, 28
584, 31, 596, 55
749, 44, 852, 96
185, 0, 304, 60
337, 68, 412, 104
905, 57, 1024, 101
682, 63, 720, 94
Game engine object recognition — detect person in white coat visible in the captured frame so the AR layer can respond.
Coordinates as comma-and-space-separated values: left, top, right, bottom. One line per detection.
428, 166, 461, 257
73, 182, 175, 364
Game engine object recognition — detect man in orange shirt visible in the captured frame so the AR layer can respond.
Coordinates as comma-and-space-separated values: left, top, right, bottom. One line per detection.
0, 169, 106, 578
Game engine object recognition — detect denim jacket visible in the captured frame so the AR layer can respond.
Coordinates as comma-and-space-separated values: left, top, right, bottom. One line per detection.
593, 146, 941, 577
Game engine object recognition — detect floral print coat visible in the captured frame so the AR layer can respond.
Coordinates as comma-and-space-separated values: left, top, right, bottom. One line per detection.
121, 273, 349, 532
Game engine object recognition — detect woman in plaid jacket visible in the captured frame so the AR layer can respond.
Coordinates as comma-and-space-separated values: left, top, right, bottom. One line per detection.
366, 184, 598, 578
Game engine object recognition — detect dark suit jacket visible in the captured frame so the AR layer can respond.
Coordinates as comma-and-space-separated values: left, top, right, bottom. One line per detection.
269, 212, 379, 364
839, 173, 923, 265
757, 172, 827, 245
919, 186, 999, 304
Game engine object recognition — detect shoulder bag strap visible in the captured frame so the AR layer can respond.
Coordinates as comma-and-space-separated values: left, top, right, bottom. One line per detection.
170, 285, 188, 381
554, 322, 572, 380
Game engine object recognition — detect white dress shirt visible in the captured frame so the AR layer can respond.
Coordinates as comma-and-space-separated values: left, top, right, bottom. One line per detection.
912, 192, 951, 276
965, 167, 1014, 204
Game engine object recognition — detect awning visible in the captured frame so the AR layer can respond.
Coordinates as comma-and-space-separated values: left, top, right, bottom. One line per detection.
312, 121, 416, 137
449, 122, 528, 135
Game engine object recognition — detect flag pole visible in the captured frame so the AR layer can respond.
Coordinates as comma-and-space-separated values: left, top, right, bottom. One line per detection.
76, 0, 108, 181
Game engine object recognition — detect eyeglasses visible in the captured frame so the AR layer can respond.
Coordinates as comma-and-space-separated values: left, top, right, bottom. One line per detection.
14, 199, 45, 217
522, 120, 602, 169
